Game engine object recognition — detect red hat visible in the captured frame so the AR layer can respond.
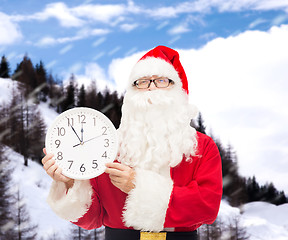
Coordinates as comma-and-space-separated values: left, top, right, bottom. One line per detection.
129, 45, 189, 94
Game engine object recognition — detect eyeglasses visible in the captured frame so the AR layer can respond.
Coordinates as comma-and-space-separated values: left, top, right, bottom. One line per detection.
133, 77, 174, 89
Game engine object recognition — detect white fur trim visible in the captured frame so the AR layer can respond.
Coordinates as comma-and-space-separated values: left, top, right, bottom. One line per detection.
128, 57, 181, 88
123, 168, 173, 232
46, 180, 93, 222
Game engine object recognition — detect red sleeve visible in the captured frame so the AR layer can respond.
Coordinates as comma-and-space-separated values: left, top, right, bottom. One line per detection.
164, 135, 223, 228
72, 178, 104, 230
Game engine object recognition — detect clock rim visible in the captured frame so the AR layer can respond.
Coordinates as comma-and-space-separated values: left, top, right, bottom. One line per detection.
45, 107, 119, 180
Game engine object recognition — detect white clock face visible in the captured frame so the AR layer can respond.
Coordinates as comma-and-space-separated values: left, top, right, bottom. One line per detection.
45, 107, 118, 180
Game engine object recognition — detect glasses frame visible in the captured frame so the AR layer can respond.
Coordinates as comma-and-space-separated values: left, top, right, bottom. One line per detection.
133, 77, 174, 89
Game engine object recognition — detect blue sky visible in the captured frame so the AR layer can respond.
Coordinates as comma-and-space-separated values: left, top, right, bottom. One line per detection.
1, 0, 288, 79
1, 0, 288, 192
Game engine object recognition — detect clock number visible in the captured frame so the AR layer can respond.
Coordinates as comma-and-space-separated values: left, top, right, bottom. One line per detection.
68, 160, 73, 169
55, 139, 61, 148
102, 126, 107, 135
104, 139, 109, 147
92, 160, 98, 169
102, 151, 107, 159
57, 127, 66, 136
78, 115, 86, 124
67, 118, 74, 127
57, 152, 63, 160
80, 164, 86, 172
93, 117, 96, 126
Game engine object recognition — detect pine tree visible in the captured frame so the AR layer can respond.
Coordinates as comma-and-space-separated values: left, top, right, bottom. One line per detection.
35, 61, 49, 102
0, 144, 18, 239
0, 55, 10, 78
13, 187, 38, 240
77, 84, 87, 107
195, 112, 206, 134
227, 215, 250, 240
61, 74, 77, 111
13, 55, 37, 99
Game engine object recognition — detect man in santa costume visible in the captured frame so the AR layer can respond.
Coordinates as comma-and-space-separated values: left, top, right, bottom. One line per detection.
42, 45, 222, 240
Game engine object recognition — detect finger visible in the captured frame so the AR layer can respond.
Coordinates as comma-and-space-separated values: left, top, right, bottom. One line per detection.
46, 163, 58, 178
42, 154, 54, 165
54, 167, 66, 181
109, 174, 122, 183
105, 162, 128, 171
43, 148, 47, 155
43, 158, 55, 171
105, 167, 123, 177
110, 179, 121, 188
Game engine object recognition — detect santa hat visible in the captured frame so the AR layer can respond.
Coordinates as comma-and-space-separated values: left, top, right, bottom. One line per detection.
129, 45, 189, 94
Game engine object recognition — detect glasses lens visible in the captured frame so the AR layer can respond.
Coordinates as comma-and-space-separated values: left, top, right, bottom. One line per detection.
136, 79, 150, 88
154, 78, 169, 88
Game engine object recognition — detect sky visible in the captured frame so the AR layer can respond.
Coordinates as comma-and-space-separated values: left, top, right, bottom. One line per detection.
1, 0, 288, 192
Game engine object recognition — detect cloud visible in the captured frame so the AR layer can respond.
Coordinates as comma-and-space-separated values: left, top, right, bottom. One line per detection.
12, 2, 85, 27
59, 44, 73, 55
108, 24, 288, 193
0, 12, 22, 45
248, 18, 267, 29
145, 0, 288, 18
181, 25, 288, 191
63, 62, 115, 92
36, 28, 110, 47
71, 3, 126, 24
168, 24, 190, 35
120, 23, 138, 32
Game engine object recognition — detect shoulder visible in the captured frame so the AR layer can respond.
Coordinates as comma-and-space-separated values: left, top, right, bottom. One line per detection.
195, 131, 219, 157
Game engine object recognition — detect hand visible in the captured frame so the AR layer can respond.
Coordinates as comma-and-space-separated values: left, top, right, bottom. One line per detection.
42, 148, 74, 189
105, 162, 135, 194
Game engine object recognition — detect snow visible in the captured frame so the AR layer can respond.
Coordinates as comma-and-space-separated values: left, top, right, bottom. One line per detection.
0, 77, 15, 104
217, 200, 288, 240
1, 77, 288, 239
6, 147, 72, 240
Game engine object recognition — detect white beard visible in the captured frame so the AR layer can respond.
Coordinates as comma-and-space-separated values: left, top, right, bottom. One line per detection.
117, 87, 198, 175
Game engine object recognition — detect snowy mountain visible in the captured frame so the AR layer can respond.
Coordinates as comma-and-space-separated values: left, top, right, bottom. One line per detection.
1, 77, 288, 239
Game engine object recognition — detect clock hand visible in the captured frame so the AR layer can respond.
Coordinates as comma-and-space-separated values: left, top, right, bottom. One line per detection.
68, 119, 82, 143
73, 134, 102, 147
81, 123, 84, 142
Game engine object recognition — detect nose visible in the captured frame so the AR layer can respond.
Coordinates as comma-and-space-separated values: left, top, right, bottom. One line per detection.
148, 81, 157, 91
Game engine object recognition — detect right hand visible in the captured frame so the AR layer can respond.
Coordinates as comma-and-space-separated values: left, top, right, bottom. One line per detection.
42, 148, 74, 189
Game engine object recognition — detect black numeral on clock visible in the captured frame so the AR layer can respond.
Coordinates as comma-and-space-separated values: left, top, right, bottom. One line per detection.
102, 126, 107, 135
78, 115, 86, 124
68, 160, 73, 169
102, 151, 107, 158
57, 152, 63, 160
92, 160, 98, 169
57, 127, 66, 136
104, 139, 109, 147
67, 118, 74, 127
80, 164, 86, 172
55, 139, 61, 148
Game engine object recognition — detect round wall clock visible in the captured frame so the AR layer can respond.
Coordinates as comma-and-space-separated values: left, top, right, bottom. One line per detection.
45, 107, 118, 180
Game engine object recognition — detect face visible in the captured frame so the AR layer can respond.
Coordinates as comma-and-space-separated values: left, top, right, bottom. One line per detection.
134, 75, 174, 91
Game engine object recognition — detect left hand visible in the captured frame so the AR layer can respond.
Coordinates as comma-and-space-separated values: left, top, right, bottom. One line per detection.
105, 162, 135, 194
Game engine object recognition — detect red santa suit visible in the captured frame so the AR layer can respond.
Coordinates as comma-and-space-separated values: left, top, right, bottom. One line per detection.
46, 46, 222, 235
